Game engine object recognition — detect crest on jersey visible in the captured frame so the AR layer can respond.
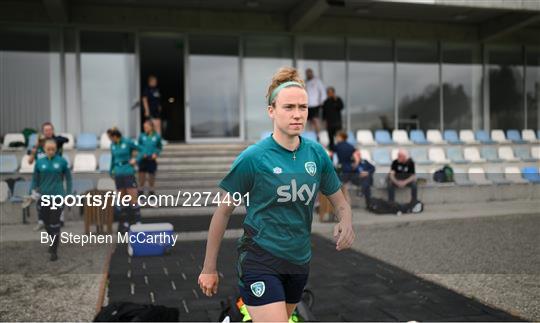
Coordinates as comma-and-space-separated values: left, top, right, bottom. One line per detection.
305, 162, 317, 176
250, 281, 265, 297
273, 167, 282, 174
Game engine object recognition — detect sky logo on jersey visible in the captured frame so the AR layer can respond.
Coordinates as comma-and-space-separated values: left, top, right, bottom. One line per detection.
276, 179, 316, 205
250, 281, 265, 297
305, 161, 317, 176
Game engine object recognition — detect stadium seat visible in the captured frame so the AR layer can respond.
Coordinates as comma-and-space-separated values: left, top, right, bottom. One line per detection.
64, 154, 72, 168
0, 181, 10, 203
521, 129, 538, 143
373, 148, 392, 166
375, 130, 394, 145
504, 167, 528, 184
426, 129, 444, 144
98, 153, 111, 172
391, 148, 399, 160
485, 167, 511, 185
392, 130, 412, 145
490, 129, 510, 144
428, 148, 450, 164
2, 133, 26, 150
97, 178, 115, 191
19, 155, 34, 173
347, 131, 357, 146
443, 130, 463, 144
10, 180, 30, 203
0, 155, 18, 173
319, 130, 329, 147
410, 147, 432, 165
100, 132, 112, 149
356, 130, 376, 146
59, 133, 75, 150
446, 147, 468, 164
77, 133, 98, 150
475, 130, 495, 144
498, 146, 520, 162
73, 153, 97, 172
27, 133, 38, 150
531, 146, 540, 160
410, 130, 430, 145
459, 130, 477, 144
302, 131, 317, 142
463, 147, 485, 163
453, 168, 474, 186
480, 146, 503, 163
72, 178, 95, 194
522, 167, 540, 183
359, 149, 372, 163
506, 129, 527, 144
514, 146, 537, 162
468, 167, 491, 185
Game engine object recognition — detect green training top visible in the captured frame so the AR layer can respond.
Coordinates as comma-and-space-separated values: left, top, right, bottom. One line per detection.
30, 154, 72, 196
110, 137, 138, 176
137, 131, 162, 161
219, 134, 341, 265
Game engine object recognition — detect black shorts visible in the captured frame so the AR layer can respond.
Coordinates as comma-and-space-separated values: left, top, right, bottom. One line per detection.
114, 175, 138, 189
149, 107, 161, 119
307, 106, 320, 120
237, 244, 309, 306
138, 158, 157, 174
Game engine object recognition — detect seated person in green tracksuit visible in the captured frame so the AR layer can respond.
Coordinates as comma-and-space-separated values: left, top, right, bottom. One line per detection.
30, 139, 72, 261
137, 120, 162, 196
198, 67, 355, 322
107, 127, 140, 233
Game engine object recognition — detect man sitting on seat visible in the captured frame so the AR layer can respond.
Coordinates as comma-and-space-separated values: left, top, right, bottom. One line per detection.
352, 150, 375, 205
388, 149, 417, 203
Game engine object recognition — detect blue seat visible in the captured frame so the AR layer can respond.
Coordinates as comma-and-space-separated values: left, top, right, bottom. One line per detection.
475, 130, 495, 144
453, 170, 474, 186
10, 180, 31, 203
507, 129, 527, 144
446, 147, 468, 164
260, 131, 272, 141
302, 131, 317, 142
0, 155, 18, 173
514, 147, 537, 162
410, 147, 432, 165
346, 131, 357, 146
410, 130, 430, 145
76, 133, 98, 150
27, 133, 38, 150
522, 167, 540, 183
480, 146, 502, 163
99, 153, 111, 172
374, 130, 394, 145
373, 148, 392, 166
443, 130, 463, 145
72, 178, 95, 194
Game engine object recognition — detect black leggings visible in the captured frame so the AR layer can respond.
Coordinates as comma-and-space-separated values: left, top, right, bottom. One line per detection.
41, 204, 63, 253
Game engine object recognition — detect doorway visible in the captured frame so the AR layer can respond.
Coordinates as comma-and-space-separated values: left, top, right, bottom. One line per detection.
139, 34, 185, 141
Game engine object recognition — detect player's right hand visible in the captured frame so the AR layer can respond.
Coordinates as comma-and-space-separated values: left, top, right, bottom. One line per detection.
198, 271, 219, 297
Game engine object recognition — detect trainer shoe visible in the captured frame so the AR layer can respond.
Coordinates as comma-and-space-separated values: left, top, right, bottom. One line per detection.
33, 222, 44, 231
50, 253, 58, 261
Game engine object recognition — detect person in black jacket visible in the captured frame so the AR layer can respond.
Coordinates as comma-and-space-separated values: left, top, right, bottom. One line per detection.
322, 87, 344, 151
352, 150, 375, 205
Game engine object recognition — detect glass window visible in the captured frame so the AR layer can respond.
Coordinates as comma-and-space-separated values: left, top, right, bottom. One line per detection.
348, 39, 394, 131
397, 41, 439, 131
442, 43, 482, 130
488, 46, 524, 130
526, 48, 539, 130
188, 35, 240, 138
243, 35, 293, 141
80, 31, 137, 136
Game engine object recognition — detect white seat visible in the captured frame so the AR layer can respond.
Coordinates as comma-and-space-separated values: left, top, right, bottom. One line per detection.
73, 153, 97, 172
100, 133, 111, 150
391, 148, 400, 160
504, 166, 528, 184
356, 130, 376, 146
97, 178, 116, 191
319, 130, 330, 147
522, 129, 538, 143
426, 129, 445, 144
59, 133, 75, 150
491, 129, 510, 144
19, 155, 35, 173
463, 147, 485, 163
459, 130, 477, 144
0, 181, 10, 203
2, 133, 25, 150
360, 149, 372, 163
392, 130, 412, 145
531, 146, 540, 159
498, 146, 519, 162
468, 167, 491, 185
428, 148, 450, 164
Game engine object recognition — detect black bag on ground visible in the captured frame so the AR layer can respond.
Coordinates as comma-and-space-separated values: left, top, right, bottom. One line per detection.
94, 302, 179, 322
433, 165, 454, 183
405, 200, 424, 213
367, 198, 402, 214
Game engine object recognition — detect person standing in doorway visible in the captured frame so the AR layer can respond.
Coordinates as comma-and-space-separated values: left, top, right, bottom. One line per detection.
142, 75, 163, 136
305, 68, 326, 140
322, 86, 344, 151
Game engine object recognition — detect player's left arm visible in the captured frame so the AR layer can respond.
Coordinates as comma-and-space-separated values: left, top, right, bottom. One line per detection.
327, 190, 355, 251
